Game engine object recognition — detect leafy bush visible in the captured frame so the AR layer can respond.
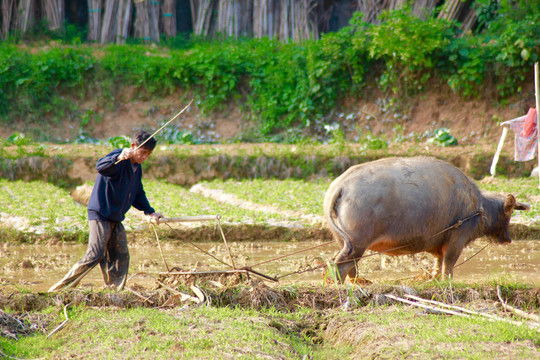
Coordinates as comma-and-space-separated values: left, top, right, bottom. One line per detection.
0, 2, 538, 138
366, 7, 455, 95
107, 135, 131, 148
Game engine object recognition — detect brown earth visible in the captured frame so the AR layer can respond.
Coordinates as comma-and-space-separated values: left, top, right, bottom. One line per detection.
1, 81, 537, 146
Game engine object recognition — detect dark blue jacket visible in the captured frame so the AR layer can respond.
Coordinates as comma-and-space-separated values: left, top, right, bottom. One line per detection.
88, 149, 155, 222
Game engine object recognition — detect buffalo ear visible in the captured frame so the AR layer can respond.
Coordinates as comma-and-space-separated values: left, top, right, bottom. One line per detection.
504, 194, 516, 215
515, 202, 531, 211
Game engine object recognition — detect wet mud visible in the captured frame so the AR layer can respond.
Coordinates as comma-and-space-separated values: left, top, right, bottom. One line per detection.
1, 239, 539, 293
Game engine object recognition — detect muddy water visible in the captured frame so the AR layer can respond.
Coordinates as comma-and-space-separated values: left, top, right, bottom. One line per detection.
1, 240, 539, 292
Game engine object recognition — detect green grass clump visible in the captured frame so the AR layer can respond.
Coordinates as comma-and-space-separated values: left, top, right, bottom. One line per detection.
2, 305, 317, 359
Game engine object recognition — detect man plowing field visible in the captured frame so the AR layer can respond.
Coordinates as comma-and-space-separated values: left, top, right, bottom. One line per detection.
49, 130, 164, 292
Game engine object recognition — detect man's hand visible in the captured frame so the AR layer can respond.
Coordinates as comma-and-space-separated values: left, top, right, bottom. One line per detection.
117, 148, 133, 162
148, 212, 164, 225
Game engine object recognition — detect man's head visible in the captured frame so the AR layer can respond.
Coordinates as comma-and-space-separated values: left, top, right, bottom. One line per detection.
133, 131, 157, 150
130, 131, 156, 164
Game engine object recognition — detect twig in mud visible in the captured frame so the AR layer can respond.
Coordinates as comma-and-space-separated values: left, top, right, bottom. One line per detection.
125, 287, 155, 305
497, 285, 540, 322
47, 303, 71, 338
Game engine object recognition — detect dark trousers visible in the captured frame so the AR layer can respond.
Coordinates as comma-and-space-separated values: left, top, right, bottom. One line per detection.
49, 220, 129, 292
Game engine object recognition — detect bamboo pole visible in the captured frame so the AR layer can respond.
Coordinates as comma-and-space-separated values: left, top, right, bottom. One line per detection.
16, 0, 34, 34
149, 215, 221, 223
134, 0, 151, 42
101, 0, 119, 43
162, 0, 176, 37
88, 0, 102, 41
43, 0, 64, 31
115, 0, 132, 44
148, 0, 160, 42
1, 0, 14, 40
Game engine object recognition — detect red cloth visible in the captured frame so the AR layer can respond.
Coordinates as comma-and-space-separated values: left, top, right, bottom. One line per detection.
521, 108, 537, 137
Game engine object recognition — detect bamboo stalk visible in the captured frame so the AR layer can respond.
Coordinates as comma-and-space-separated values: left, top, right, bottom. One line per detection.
16, 0, 34, 34
134, 0, 151, 42
115, 0, 132, 44
88, 0, 102, 41
101, 0, 119, 43
148, 0, 160, 42
1, 0, 14, 40
151, 215, 221, 223
162, 0, 176, 37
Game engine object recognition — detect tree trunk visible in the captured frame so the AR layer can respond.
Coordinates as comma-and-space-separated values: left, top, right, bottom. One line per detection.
190, 0, 216, 37
88, 0, 102, 41
101, 0, 119, 43
15, 0, 34, 34
43, 0, 64, 30
148, 0, 160, 42
253, 0, 275, 38
115, 0, 132, 44
162, 0, 176, 37
1, 0, 14, 40
217, 0, 252, 38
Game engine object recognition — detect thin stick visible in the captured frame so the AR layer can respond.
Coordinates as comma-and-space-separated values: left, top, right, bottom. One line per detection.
125, 286, 155, 304
385, 294, 469, 317
164, 223, 234, 269
404, 294, 502, 321
151, 224, 170, 272
217, 217, 236, 270
151, 215, 220, 223
47, 303, 71, 338
497, 285, 540, 322
246, 240, 335, 268
159, 270, 249, 276
114, 99, 193, 164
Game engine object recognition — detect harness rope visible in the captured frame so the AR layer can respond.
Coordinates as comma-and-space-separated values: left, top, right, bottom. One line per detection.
151, 208, 487, 281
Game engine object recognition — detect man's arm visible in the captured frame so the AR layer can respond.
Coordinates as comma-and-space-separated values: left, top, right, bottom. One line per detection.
95, 149, 127, 176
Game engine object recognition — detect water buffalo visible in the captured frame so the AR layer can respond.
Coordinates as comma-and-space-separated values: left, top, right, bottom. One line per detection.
323, 157, 529, 282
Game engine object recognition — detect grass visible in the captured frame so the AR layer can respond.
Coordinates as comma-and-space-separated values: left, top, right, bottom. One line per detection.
1, 294, 538, 360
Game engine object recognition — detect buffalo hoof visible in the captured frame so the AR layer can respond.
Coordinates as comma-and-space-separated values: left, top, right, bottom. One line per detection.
349, 277, 372, 285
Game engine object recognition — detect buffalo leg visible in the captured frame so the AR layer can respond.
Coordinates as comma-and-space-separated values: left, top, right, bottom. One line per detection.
335, 246, 366, 283
441, 236, 468, 277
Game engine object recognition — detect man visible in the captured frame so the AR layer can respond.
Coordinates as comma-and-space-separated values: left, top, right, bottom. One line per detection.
49, 130, 163, 292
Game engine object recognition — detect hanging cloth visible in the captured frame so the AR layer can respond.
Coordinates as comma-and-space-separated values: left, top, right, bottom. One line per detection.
501, 108, 537, 161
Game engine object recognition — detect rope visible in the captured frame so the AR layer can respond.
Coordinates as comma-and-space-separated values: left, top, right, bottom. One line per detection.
150, 208, 486, 281
454, 243, 489, 269
429, 209, 484, 239
164, 223, 234, 269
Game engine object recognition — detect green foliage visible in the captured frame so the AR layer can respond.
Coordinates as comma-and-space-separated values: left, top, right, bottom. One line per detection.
5, 132, 33, 146
366, 7, 455, 95
0, 2, 538, 137
107, 135, 131, 148
427, 128, 458, 147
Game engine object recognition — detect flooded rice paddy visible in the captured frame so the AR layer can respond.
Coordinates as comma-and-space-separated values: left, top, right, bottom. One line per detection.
1, 239, 539, 292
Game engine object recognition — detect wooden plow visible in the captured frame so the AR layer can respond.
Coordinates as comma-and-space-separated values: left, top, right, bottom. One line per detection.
148, 214, 280, 288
